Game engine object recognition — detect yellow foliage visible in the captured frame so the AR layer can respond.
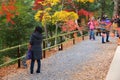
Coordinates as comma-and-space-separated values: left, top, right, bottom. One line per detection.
89, 0, 94, 3
77, 0, 94, 3
34, 7, 52, 22
34, 10, 43, 22
48, 0, 60, 6
68, 12, 79, 20
39, 0, 60, 6
34, 10, 52, 26
42, 13, 51, 26
77, 0, 88, 3
44, 8, 52, 12
52, 11, 78, 24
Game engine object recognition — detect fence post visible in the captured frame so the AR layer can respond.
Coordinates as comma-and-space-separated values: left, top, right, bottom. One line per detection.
73, 33, 76, 44
59, 36, 63, 50
82, 31, 84, 40
43, 41, 46, 58
17, 45, 21, 68
73, 38, 75, 44
82, 35, 84, 40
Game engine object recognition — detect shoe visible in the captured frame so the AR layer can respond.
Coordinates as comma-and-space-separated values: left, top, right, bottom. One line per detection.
30, 70, 33, 74
30, 72, 33, 74
102, 42, 105, 44
36, 70, 40, 73
106, 40, 110, 42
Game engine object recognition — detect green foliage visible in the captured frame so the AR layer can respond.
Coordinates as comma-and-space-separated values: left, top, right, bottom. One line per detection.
86, 2, 101, 11
95, 0, 114, 17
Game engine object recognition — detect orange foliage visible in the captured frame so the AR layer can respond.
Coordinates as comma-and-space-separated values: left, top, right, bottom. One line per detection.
61, 20, 78, 32
0, 0, 18, 24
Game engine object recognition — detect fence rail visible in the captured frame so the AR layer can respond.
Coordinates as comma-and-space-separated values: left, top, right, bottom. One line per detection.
0, 30, 88, 68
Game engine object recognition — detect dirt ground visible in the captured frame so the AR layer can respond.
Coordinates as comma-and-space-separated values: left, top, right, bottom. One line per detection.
71, 51, 114, 80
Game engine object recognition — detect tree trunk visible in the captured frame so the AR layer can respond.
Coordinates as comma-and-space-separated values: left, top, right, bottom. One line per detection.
44, 24, 49, 47
101, 0, 106, 18
118, 0, 120, 16
55, 23, 58, 45
113, 0, 120, 16
61, 0, 64, 11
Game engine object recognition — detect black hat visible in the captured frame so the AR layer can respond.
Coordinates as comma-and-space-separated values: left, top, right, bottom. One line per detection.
35, 26, 43, 33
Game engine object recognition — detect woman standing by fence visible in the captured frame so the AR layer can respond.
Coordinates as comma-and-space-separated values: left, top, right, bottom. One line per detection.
29, 26, 43, 74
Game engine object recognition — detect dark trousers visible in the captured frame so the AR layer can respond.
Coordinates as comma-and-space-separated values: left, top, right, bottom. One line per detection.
30, 59, 41, 73
102, 31, 110, 43
106, 31, 109, 41
96, 28, 101, 36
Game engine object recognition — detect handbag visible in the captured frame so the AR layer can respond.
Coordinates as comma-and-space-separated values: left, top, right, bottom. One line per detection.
27, 50, 32, 59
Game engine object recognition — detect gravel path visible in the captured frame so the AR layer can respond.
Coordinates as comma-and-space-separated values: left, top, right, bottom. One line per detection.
2, 36, 118, 80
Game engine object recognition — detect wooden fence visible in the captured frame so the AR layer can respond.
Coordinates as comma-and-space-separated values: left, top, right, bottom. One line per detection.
0, 30, 88, 68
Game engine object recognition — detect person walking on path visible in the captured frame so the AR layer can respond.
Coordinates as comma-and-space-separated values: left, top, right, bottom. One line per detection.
29, 26, 43, 74
112, 15, 118, 36
100, 15, 112, 43
115, 15, 120, 45
95, 17, 101, 36
88, 17, 96, 40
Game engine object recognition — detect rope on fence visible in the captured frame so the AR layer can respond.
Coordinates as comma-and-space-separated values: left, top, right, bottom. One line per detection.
0, 55, 25, 68
0, 43, 28, 53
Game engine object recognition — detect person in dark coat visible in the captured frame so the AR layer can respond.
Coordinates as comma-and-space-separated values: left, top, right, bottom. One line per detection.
29, 26, 43, 74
